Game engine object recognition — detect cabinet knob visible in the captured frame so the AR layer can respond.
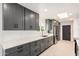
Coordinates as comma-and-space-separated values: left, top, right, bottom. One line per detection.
34, 49, 37, 53
17, 45, 23, 49
17, 49, 23, 53
30, 25, 32, 29
14, 24, 18, 28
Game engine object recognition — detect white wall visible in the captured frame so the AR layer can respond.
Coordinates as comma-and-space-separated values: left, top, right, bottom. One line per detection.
60, 21, 73, 41
0, 3, 2, 32
19, 3, 39, 13
73, 18, 79, 39
0, 3, 2, 42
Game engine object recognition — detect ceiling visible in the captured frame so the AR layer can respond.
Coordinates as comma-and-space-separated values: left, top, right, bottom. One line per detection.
20, 3, 79, 22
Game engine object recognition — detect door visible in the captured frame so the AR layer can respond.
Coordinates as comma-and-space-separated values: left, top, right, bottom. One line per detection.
62, 25, 71, 41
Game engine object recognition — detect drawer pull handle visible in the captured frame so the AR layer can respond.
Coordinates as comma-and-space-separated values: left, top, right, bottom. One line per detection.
17, 46, 23, 49
34, 42, 38, 46
17, 49, 23, 53
34, 49, 37, 52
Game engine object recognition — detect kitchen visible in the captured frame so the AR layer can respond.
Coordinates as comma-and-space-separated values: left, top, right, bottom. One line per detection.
0, 3, 79, 56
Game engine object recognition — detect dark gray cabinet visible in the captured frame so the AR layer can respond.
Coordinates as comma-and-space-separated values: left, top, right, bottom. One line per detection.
35, 13, 39, 30
40, 39, 47, 52
45, 19, 53, 33
5, 43, 30, 56
47, 36, 53, 47
24, 8, 39, 30
40, 36, 53, 52
24, 8, 31, 30
5, 36, 54, 56
30, 40, 41, 56
30, 12, 36, 30
3, 3, 24, 30
3, 3, 39, 30
24, 9, 36, 30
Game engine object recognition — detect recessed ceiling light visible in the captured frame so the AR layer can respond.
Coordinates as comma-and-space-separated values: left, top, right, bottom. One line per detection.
57, 12, 72, 19
57, 12, 68, 19
69, 17, 73, 20
69, 13, 72, 15
44, 9, 48, 12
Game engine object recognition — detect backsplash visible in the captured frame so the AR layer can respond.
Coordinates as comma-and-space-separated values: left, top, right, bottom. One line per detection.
1, 31, 42, 41
0, 30, 49, 42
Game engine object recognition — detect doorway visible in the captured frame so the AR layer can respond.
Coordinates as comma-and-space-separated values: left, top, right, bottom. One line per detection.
62, 25, 71, 41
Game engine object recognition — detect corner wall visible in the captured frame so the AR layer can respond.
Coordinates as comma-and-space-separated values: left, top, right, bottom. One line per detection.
73, 18, 79, 39
0, 3, 2, 32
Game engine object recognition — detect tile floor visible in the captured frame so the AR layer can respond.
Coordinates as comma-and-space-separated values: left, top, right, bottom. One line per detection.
40, 40, 75, 56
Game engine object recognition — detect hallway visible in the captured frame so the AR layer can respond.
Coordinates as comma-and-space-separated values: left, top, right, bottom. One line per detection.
40, 40, 75, 56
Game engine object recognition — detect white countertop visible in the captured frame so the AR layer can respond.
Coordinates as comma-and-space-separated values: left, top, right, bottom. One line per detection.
0, 33, 53, 50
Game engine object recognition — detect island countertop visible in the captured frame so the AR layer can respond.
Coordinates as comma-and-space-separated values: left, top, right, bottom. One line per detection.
0, 33, 53, 50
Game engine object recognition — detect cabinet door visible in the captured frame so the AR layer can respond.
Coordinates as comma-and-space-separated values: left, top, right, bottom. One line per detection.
5, 43, 30, 56
24, 9, 36, 30
47, 36, 53, 47
40, 39, 47, 52
16, 44, 30, 56
30, 12, 36, 30
24, 8, 31, 30
5, 46, 17, 55
3, 3, 24, 30
30, 40, 41, 56
35, 13, 39, 30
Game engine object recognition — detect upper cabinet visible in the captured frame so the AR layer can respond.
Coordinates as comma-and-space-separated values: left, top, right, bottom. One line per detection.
3, 3, 39, 30
45, 19, 53, 33
3, 3, 24, 30
24, 8, 39, 30
45, 19, 60, 43
35, 13, 39, 30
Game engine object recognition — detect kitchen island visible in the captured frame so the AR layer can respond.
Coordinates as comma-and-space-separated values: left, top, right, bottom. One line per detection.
0, 31, 54, 56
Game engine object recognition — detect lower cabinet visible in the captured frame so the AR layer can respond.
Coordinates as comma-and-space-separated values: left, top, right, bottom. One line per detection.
40, 36, 53, 52
5, 36, 53, 56
30, 40, 41, 56
5, 43, 30, 56
40, 39, 48, 52
47, 36, 53, 47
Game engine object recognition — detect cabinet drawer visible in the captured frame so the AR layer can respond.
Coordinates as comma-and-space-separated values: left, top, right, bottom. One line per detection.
5, 43, 30, 56
30, 40, 41, 56
6, 49, 30, 56
47, 37, 53, 47
40, 39, 47, 52
17, 49, 30, 56
30, 40, 41, 48
5, 47, 17, 55
6, 52, 18, 56
17, 44, 30, 56
17, 43, 30, 50
30, 47, 40, 56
